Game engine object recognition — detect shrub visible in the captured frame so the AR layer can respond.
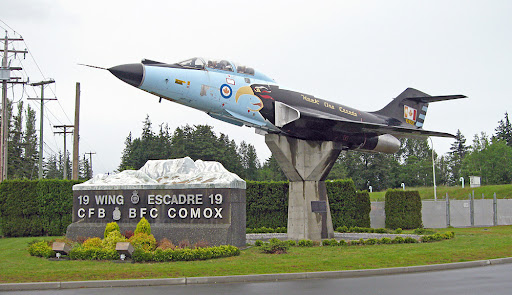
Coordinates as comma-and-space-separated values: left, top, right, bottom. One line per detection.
421, 235, 433, 243
131, 245, 240, 262
83, 237, 103, 249
392, 236, 405, 244
322, 239, 338, 246
104, 222, 120, 239
123, 230, 134, 239
194, 240, 209, 248
336, 226, 348, 233
395, 228, 403, 234
134, 217, 151, 235
102, 230, 127, 250
365, 238, 378, 245
178, 239, 191, 249
75, 236, 88, 244
285, 240, 297, 247
69, 247, 119, 260
385, 190, 422, 229
28, 241, 55, 258
157, 238, 176, 250
338, 239, 347, 246
379, 237, 392, 244
349, 239, 361, 246
404, 237, 418, 243
254, 240, 264, 247
128, 233, 157, 251
375, 228, 388, 234
260, 239, 290, 254
298, 239, 314, 247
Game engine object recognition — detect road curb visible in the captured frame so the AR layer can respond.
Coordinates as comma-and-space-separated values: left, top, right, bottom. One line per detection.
0, 258, 509, 291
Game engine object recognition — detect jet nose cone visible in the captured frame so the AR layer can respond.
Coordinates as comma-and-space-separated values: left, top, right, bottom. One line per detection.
108, 63, 144, 87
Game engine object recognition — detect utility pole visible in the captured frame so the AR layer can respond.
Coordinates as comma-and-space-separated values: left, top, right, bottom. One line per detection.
86, 151, 96, 176
54, 125, 73, 179
72, 82, 80, 180
1, 31, 28, 181
28, 80, 56, 179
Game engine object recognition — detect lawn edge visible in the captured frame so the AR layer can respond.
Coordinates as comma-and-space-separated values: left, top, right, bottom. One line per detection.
2, 257, 512, 291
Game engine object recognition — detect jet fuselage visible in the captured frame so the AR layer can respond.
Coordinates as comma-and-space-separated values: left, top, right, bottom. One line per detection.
109, 57, 464, 154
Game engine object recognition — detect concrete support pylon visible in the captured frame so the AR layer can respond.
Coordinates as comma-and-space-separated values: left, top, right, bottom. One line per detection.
265, 134, 342, 241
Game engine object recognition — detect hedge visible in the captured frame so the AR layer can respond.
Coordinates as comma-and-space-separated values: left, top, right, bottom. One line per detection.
327, 180, 371, 228
246, 181, 288, 228
1, 179, 369, 237
246, 180, 370, 229
131, 245, 240, 262
384, 189, 422, 229
0, 179, 82, 237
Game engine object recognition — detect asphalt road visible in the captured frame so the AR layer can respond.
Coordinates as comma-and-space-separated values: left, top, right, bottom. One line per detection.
5, 263, 511, 295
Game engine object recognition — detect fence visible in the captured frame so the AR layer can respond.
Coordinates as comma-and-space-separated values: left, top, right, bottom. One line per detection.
370, 192, 512, 228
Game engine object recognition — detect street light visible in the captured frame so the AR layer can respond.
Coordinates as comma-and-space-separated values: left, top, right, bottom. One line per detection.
429, 137, 437, 201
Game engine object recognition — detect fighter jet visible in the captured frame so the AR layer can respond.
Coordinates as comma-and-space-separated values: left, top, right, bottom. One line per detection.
107, 57, 465, 154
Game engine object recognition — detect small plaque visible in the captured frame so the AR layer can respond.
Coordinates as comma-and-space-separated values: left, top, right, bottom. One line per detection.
311, 201, 327, 213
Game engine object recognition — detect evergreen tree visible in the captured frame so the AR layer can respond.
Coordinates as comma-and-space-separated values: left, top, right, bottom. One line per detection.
80, 154, 92, 180
118, 116, 173, 171
493, 112, 512, 146
436, 155, 450, 185
23, 105, 38, 178
44, 154, 61, 179
8, 102, 23, 178
258, 155, 286, 181
238, 141, 260, 180
448, 130, 468, 185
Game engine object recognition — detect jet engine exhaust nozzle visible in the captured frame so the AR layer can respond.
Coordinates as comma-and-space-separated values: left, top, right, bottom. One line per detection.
359, 134, 401, 154
109, 63, 144, 87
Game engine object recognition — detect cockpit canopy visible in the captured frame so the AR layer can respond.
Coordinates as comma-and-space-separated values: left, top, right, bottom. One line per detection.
177, 57, 255, 76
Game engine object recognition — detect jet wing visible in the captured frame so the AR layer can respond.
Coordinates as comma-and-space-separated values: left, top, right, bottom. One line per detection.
291, 105, 456, 139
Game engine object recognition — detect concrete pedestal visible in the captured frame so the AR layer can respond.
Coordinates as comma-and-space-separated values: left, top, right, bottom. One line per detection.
265, 134, 342, 241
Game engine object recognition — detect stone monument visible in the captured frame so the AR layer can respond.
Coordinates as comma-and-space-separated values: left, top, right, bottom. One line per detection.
66, 157, 246, 247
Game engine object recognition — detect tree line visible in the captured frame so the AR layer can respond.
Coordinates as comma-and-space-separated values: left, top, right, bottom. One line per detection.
119, 113, 512, 190
1, 100, 92, 180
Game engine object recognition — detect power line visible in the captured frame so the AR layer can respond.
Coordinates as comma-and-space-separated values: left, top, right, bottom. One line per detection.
0, 19, 17, 35
28, 79, 56, 179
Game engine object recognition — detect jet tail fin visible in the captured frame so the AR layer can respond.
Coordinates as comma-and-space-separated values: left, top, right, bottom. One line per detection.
372, 88, 466, 128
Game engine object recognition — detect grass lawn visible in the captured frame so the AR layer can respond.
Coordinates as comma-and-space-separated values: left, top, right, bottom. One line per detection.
369, 184, 512, 201
1, 226, 512, 284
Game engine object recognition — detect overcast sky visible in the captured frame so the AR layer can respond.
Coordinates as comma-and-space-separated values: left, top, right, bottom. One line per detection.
2, 0, 511, 175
